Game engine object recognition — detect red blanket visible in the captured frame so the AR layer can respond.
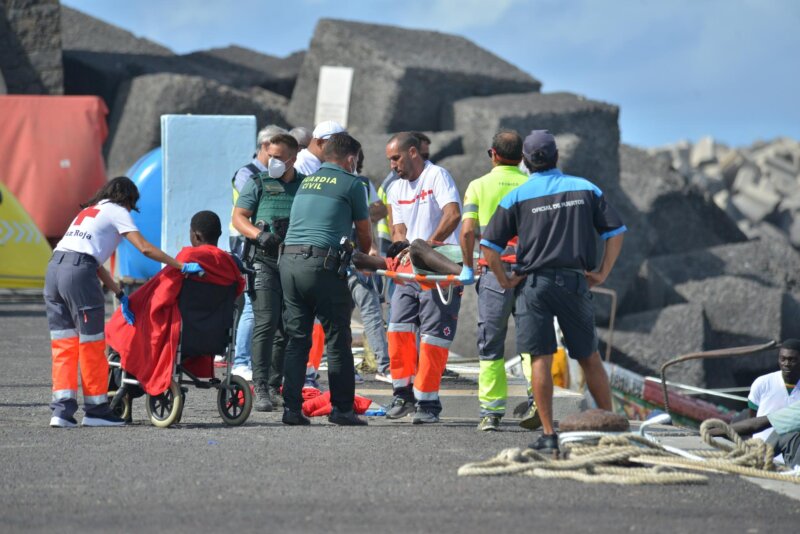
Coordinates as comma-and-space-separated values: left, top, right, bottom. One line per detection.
301, 387, 373, 417
105, 245, 244, 395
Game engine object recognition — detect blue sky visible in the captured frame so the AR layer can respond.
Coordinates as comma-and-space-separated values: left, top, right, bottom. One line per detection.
62, 0, 800, 148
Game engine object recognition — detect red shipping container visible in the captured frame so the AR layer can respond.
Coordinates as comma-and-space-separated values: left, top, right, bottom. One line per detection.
0, 95, 108, 241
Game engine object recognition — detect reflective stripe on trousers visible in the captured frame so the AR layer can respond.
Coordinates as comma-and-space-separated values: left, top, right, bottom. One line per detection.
479, 360, 507, 416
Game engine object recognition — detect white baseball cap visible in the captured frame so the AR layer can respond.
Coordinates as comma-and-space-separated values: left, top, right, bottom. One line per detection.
312, 120, 346, 140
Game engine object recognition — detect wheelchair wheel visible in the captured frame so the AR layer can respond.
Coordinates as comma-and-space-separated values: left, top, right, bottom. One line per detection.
109, 391, 132, 423
217, 375, 252, 426
145, 380, 183, 428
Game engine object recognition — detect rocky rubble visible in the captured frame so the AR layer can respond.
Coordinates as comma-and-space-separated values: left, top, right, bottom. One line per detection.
648, 136, 800, 248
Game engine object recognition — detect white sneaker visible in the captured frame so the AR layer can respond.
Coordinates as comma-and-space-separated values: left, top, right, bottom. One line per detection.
50, 415, 78, 428
214, 355, 225, 363
232, 366, 252, 382
375, 371, 392, 384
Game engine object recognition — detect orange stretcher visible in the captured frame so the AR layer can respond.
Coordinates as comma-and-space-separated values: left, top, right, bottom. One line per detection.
374, 269, 479, 305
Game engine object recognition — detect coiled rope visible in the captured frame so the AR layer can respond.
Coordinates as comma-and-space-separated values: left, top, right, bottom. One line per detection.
457, 419, 800, 485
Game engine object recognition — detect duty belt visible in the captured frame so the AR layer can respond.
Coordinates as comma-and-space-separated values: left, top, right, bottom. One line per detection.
281, 244, 332, 258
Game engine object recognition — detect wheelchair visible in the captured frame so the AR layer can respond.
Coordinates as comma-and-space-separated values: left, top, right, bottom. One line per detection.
107, 278, 253, 428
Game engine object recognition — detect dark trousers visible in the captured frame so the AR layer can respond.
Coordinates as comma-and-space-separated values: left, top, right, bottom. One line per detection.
269, 319, 287, 390
250, 259, 283, 386
279, 253, 354, 413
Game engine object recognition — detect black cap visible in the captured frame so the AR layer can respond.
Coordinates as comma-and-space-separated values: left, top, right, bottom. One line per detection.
522, 130, 557, 163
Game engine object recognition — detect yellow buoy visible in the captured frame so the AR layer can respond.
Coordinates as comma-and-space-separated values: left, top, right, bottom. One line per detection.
0, 182, 52, 288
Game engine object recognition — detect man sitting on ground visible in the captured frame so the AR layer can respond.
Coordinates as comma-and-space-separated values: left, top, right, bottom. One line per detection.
709, 340, 800, 467
746, 339, 800, 442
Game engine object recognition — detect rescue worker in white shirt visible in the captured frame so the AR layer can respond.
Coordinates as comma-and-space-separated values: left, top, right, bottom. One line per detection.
376, 132, 431, 255
229, 124, 287, 381
374, 132, 431, 385
294, 120, 346, 176
46, 177, 204, 428
384, 132, 463, 424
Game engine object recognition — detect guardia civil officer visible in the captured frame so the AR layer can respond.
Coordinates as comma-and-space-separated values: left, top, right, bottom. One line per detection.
481, 130, 625, 453
228, 125, 287, 381
232, 133, 306, 412
279, 133, 372, 426
46, 176, 204, 428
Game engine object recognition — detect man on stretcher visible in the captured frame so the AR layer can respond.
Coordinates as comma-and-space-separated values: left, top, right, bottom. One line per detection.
351, 239, 463, 284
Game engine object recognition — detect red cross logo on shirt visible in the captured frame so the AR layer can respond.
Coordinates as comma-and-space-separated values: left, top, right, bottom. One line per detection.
74, 206, 100, 225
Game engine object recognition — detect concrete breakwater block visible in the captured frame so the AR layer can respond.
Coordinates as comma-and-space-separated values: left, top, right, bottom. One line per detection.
106, 73, 288, 177
180, 46, 304, 98
599, 303, 711, 388
453, 92, 620, 191
635, 238, 800, 312
288, 18, 540, 133
673, 275, 800, 345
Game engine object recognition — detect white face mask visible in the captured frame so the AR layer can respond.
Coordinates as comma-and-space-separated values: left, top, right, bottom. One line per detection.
268, 157, 286, 178
349, 157, 358, 175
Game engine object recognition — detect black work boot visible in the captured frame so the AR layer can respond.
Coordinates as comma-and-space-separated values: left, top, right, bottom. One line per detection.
328, 407, 367, 426
268, 387, 283, 408
282, 408, 310, 426
528, 433, 559, 455
253, 382, 274, 412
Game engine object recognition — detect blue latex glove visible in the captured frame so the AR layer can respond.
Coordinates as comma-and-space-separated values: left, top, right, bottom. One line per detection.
181, 262, 205, 276
458, 265, 475, 285
119, 293, 135, 326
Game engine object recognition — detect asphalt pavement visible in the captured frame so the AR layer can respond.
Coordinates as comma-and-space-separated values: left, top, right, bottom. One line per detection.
1, 300, 798, 533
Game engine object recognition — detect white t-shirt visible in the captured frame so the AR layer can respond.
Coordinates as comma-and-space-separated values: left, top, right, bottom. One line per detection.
55, 200, 138, 264
387, 161, 461, 245
294, 148, 322, 176
748, 370, 800, 441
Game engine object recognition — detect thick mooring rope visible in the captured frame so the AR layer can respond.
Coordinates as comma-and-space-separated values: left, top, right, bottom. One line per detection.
457, 419, 800, 485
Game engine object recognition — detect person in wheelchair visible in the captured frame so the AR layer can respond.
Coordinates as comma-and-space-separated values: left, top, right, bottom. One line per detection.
105, 211, 247, 425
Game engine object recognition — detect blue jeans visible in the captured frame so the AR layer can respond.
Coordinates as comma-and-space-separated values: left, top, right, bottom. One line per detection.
234, 292, 254, 369
349, 272, 390, 374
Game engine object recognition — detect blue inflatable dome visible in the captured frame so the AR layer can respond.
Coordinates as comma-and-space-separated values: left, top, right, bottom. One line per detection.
117, 147, 163, 279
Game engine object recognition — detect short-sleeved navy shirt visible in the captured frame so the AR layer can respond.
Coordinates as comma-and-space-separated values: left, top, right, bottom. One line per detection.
481, 168, 626, 273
